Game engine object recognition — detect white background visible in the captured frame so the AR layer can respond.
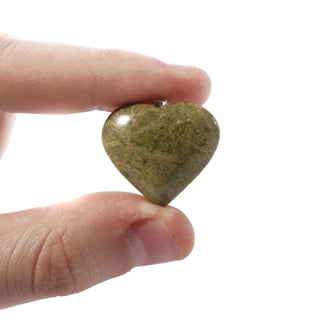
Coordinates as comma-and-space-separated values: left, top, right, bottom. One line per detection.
0, 0, 320, 319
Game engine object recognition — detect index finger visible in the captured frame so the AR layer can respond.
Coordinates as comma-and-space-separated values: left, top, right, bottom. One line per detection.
0, 35, 211, 114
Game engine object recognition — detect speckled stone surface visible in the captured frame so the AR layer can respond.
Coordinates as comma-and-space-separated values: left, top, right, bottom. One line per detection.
102, 102, 220, 206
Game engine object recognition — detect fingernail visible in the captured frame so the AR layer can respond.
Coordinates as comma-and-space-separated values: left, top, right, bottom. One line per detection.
168, 63, 198, 73
127, 219, 180, 267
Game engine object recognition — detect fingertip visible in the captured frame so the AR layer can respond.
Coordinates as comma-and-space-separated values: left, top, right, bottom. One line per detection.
73, 192, 195, 265
165, 63, 212, 106
94, 54, 212, 111
163, 205, 195, 261
126, 199, 195, 266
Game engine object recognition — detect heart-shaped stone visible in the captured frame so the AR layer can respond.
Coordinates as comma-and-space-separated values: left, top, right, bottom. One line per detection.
102, 102, 220, 206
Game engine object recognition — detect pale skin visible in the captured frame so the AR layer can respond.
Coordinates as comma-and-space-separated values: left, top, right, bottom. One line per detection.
0, 34, 211, 309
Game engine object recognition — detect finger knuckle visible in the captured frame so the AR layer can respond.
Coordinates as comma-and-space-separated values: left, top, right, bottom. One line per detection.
90, 49, 120, 106
32, 228, 81, 297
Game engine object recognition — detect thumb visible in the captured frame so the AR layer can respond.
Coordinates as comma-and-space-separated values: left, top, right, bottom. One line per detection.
0, 192, 194, 309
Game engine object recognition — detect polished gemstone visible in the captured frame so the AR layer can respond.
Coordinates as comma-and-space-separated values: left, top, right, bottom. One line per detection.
102, 102, 220, 206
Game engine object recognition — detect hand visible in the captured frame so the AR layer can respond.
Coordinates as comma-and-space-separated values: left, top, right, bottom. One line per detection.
0, 34, 211, 309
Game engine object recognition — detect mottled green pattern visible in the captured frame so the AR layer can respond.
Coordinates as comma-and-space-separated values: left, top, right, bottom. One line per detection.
102, 102, 220, 206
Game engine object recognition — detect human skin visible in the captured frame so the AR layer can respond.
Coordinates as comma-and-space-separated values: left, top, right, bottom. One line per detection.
0, 34, 211, 308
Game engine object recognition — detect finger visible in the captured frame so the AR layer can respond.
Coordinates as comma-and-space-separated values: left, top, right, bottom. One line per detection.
0, 112, 16, 159
0, 192, 194, 309
0, 35, 211, 114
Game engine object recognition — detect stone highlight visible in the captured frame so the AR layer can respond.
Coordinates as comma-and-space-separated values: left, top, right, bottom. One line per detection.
102, 102, 220, 206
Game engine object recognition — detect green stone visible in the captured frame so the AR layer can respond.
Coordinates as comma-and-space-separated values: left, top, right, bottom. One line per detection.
102, 102, 220, 206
